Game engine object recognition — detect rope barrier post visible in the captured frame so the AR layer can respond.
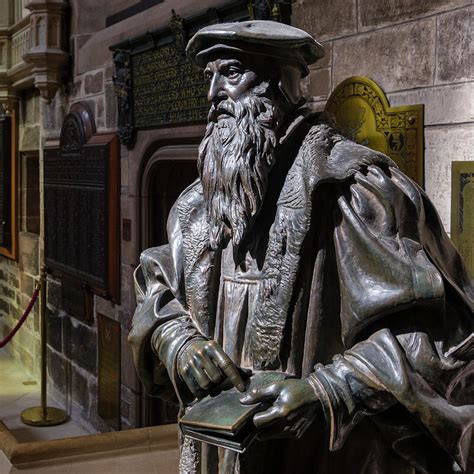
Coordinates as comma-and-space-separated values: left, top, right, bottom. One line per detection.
20, 265, 68, 427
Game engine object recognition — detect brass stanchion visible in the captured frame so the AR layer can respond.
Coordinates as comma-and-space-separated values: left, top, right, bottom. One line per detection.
21, 265, 68, 427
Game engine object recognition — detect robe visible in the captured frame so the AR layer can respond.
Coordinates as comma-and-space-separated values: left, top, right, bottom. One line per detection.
129, 112, 474, 474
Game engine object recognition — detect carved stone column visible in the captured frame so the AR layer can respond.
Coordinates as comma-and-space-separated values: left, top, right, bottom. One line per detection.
23, 0, 68, 102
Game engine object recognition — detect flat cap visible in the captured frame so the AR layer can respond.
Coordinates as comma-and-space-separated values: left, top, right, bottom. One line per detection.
186, 20, 325, 77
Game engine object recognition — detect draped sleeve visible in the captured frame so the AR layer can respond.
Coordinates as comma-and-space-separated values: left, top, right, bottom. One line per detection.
128, 201, 203, 404
308, 164, 474, 472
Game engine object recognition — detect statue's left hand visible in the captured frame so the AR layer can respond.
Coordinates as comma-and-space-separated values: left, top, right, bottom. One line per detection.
240, 379, 321, 440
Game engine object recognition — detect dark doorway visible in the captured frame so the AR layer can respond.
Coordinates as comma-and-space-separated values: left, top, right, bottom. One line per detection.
141, 154, 199, 427
148, 159, 198, 247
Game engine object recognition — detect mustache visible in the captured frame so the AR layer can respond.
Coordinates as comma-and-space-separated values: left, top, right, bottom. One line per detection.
208, 100, 236, 122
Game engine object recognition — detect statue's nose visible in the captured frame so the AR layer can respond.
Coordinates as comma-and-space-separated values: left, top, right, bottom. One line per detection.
207, 74, 227, 104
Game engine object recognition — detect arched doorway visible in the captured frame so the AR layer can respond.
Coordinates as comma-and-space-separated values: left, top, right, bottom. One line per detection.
139, 144, 199, 426
141, 144, 199, 250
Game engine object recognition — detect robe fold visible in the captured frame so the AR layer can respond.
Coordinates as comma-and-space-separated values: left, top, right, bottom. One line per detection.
129, 112, 473, 473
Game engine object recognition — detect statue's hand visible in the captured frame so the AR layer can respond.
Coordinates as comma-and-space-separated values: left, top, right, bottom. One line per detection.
177, 339, 247, 399
240, 379, 321, 440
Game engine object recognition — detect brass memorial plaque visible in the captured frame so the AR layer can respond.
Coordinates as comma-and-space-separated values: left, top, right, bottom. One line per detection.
326, 76, 424, 185
98, 313, 121, 430
132, 39, 209, 128
451, 161, 474, 277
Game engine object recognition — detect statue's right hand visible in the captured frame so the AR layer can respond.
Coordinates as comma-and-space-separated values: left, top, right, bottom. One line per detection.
177, 339, 246, 399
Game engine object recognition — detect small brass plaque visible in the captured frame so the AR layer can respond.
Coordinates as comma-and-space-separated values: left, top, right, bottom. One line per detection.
451, 161, 474, 278
326, 76, 424, 185
98, 313, 121, 430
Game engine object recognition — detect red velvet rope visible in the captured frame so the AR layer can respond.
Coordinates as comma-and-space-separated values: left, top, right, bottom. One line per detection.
0, 286, 40, 348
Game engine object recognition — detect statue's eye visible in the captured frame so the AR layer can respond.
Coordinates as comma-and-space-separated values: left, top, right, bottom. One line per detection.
204, 70, 212, 81
226, 67, 242, 79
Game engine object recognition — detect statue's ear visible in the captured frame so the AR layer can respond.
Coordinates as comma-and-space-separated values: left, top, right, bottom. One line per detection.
278, 65, 302, 105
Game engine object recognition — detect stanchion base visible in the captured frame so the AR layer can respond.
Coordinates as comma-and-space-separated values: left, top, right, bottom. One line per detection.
20, 406, 68, 427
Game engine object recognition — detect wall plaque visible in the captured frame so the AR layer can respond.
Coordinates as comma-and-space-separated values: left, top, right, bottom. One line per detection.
98, 313, 121, 430
451, 161, 474, 277
326, 76, 424, 185
111, 2, 250, 147
44, 103, 120, 303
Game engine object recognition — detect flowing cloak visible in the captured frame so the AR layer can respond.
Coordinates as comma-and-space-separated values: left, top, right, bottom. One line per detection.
129, 113, 474, 474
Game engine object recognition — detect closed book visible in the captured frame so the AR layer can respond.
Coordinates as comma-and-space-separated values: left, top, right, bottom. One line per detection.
180, 371, 292, 453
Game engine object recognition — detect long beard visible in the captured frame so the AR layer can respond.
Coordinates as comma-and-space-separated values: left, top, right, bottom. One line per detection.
198, 91, 278, 251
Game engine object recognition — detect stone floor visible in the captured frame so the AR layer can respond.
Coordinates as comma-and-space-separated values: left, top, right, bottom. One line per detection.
0, 350, 90, 442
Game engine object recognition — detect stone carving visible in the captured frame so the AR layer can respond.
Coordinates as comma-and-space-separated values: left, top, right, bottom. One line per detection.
129, 21, 474, 474
112, 49, 135, 147
23, 0, 68, 102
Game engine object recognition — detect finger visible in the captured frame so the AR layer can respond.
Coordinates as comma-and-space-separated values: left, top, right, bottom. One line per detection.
183, 373, 206, 399
240, 383, 278, 405
212, 351, 246, 392
200, 355, 225, 384
253, 405, 282, 429
188, 360, 212, 391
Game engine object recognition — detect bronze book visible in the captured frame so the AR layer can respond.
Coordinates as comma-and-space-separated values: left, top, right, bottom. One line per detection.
180, 371, 293, 453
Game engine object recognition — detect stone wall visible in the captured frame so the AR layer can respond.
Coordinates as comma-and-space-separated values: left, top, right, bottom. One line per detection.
294, 0, 474, 232
0, 92, 41, 379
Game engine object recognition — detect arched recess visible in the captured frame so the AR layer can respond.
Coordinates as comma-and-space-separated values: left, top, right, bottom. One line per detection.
138, 143, 199, 427
140, 144, 199, 253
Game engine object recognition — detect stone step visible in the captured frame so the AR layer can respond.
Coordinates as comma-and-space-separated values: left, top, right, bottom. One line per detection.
0, 421, 179, 473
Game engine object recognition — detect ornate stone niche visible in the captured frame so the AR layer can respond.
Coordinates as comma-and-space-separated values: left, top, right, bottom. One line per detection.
23, 0, 68, 102
44, 103, 120, 312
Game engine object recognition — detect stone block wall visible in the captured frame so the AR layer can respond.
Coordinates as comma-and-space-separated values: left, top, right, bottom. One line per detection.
294, 0, 474, 231
0, 92, 41, 380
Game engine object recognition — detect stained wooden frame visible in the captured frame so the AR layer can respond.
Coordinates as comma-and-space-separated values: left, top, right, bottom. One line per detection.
0, 108, 18, 260
44, 103, 120, 306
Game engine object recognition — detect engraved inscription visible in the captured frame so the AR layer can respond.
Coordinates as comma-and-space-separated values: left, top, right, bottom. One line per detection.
452, 162, 474, 277
132, 41, 209, 128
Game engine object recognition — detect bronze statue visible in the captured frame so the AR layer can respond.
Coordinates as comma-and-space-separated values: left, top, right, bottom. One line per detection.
129, 21, 473, 474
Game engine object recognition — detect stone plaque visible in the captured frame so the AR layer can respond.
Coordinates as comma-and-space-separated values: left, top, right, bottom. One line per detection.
44, 102, 120, 303
98, 313, 121, 430
0, 117, 12, 248
451, 161, 474, 277
326, 76, 424, 185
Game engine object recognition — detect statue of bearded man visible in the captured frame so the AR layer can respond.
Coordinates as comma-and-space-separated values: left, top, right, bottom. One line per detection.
129, 21, 474, 474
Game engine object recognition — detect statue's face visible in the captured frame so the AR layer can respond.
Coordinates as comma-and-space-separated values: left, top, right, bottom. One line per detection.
204, 58, 260, 106
198, 55, 279, 251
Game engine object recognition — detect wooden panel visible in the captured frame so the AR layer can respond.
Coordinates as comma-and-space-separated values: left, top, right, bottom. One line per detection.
98, 313, 121, 431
